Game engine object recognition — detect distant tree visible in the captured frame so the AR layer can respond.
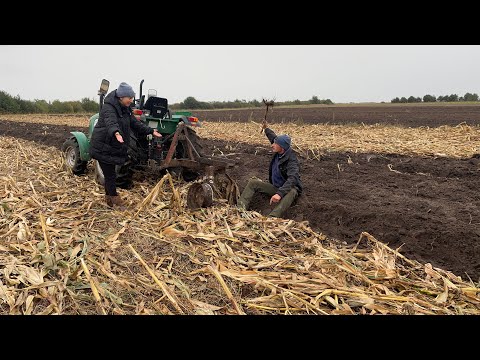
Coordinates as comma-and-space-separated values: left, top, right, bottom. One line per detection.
0, 91, 21, 113
202, 102, 214, 109
407, 96, 417, 103
250, 99, 261, 107
437, 95, 446, 102
177, 96, 211, 110
463, 92, 479, 101
391, 97, 400, 103
34, 99, 50, 113
447, 94, 459, 102
81, 97, 99, 113
51, 100, 73, 113
182, 97, 202, 109
400, 97, 408, 103
50, 100, 62, 113
14, 95, 36, 113
423, 94, 436, 102
176, 97, 333, 109
67, 101, 84, 113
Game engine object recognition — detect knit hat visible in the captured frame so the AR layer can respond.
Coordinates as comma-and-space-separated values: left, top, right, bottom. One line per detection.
274, 134, 291, 150
116, 82, 135, 98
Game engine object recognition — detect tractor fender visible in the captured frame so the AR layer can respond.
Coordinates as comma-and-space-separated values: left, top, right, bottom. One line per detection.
171, 114, 188, 122
88, 113, 100, 138
70, 131, 91, 161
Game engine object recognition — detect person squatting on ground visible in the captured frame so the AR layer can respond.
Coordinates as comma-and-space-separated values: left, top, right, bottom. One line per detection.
90, 82, 162, 210
237, 123, 303, 218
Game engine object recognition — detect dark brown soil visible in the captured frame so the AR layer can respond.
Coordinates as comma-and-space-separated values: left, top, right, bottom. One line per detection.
192, 104, 480, 128
217, 139, 480, 281
1, 119, 480, 280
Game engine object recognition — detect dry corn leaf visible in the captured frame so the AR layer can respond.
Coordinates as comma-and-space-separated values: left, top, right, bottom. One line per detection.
0, 134, 479, 315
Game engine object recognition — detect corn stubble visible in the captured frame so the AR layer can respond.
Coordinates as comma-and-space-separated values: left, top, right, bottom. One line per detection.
3, 115, 479, 158
1, 134, 479, 315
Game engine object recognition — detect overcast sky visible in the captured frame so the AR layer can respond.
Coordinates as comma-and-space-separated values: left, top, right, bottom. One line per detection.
1, 45, 480, 104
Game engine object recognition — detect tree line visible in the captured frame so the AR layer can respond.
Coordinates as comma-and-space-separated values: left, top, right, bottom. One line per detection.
0, 91, 99, 114
13, 88, 480, 114
391, 93, 480, 103
170, 95, 334, 110
0, 89, 334, 113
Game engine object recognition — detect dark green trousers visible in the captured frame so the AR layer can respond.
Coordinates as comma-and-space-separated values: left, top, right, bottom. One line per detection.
237, 178, 298, 218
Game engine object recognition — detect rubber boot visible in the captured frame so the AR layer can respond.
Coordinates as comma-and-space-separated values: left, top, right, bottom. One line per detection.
110, 195, 127, 211
105, 195, 114, 208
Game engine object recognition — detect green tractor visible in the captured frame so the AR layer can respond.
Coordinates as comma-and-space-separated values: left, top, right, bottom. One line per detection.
61, 79, 238, 208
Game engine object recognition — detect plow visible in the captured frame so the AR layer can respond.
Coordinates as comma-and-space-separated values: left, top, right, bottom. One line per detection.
62, 78, 239, 209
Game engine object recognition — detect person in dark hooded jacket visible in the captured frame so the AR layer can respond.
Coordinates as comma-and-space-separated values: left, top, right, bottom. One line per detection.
90, 82, 162, 209
237, 123, 303, 218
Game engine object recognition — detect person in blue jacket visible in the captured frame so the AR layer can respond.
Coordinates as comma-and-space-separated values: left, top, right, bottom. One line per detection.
237, 123, 303, 218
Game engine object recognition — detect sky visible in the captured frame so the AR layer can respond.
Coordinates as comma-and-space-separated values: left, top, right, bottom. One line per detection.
1, 45, 480, 104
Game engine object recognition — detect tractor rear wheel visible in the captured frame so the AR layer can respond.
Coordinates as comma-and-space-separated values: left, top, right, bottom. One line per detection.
62, 137, 88, 175
93, 133, 140, 189
117, 132, 142, 189
116, 158, 134, 189
174, 126, 204, 182
93, 160, 106, 186
185, 126, 203, 156
94, 158, 134, 190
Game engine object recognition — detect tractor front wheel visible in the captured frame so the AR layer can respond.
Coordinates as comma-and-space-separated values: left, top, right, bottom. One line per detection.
62, 137, 88, 175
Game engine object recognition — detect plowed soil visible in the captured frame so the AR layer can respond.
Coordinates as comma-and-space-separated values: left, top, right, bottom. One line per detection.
193, 104, 480, 127
1, 118, 480, 280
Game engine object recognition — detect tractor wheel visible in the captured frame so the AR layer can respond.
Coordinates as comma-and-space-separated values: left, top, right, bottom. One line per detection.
94, 158, 134, 190
127, 131, 147, 167
93, 160, 106, 186
116, 132, 142, 189
62, 137, 88, 175
172, 127, 204, 182
186, 126, 204, 156
176, 144, 199, 182
116, 157, 134, 189
93, 133, 140, 189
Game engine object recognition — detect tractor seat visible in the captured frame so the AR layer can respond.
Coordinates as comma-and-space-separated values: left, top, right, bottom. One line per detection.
143, 96, 169, 118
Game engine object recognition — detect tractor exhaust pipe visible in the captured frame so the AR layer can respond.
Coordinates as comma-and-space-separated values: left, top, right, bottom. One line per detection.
98, 79, 110, 112
139, 79, 145, 109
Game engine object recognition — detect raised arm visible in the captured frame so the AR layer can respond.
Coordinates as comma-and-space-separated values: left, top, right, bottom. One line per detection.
264, 127, 277, 144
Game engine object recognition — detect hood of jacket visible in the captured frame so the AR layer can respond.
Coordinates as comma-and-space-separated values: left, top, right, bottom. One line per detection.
103, 90, 129, 117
